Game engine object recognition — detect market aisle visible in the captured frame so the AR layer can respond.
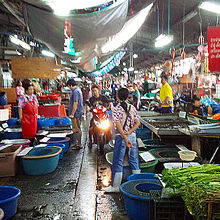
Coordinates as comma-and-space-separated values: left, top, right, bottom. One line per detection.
0, 120, 99, 220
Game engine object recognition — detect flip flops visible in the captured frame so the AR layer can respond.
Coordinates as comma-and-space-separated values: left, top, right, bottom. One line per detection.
72, 145, 82, 150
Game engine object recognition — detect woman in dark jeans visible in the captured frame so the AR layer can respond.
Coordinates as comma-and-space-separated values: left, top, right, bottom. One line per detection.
103, 88, 140, 193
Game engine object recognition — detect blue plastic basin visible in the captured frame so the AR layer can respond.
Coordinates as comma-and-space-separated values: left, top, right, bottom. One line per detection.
46, 143, 67, 159
55, 117, 71, 125
136, 128, 152, 140
22, 146, 62, 175
127, 173, 161, 185
45, 137, 70, 149
37, 118, 56, 128
120, 179, 162, 220
7, 118, 19, 127
4, 132, 22, 139
0, 186, 21, 220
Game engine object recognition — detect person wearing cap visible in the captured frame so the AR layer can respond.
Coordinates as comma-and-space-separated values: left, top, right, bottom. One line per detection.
67, 78, 84, 149
159, 73, 174, 114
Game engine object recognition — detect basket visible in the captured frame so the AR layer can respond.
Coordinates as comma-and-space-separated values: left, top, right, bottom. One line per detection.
178, 150, 197, 161
150, 190, 185, 220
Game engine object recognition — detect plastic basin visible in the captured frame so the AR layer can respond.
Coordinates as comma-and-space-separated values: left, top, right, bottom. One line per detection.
142, 139, 162, 145
0, 186, 21, 220
37, 118, 56, 128
22, 146, 62, 175
4, 132, 22, 140
139, 151, 158, 173
48, 94, 59, 99
120, 180, 162, 220
0, 208, 4, 220
127, 173, 161, 185
7, 118, 19, 127
44, 137, 70, 149
136, 128, 152, 140
39, 95, 48, 100
55, 117, 71, 126
46, 143, 67, 159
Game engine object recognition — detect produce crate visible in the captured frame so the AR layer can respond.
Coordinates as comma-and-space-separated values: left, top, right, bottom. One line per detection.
207, 202, 220, 220
150, 190, 186, 220
0, 145, 22, 177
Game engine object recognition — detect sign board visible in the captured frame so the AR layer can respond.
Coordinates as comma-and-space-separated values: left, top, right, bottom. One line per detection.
11, 57, 63, 79
208, 26, 220, 72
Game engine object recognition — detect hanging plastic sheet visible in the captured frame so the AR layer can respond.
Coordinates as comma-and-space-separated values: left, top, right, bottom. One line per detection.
23, 0, 128, 72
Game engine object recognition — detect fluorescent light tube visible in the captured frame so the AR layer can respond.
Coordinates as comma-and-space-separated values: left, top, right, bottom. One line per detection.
9, 35, 31, 50
101, 3, 153, 53
155, 34, 173, 48
42, 50, 55, 57
199, 1, 220, 14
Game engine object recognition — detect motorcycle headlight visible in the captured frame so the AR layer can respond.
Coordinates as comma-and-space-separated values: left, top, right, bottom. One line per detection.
98, 120, 110, 130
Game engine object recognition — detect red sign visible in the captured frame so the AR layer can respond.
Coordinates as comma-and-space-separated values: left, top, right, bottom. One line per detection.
208, 26, 220, 72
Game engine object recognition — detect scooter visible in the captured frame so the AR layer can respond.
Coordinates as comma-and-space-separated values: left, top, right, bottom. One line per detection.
92, 105, 112, 154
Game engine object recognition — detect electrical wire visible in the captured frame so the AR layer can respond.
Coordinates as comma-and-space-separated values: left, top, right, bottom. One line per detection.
182, 0, 185, 46
168, 0, 170, 35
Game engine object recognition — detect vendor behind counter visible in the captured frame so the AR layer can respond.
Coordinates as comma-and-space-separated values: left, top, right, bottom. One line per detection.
193, 96, 220, 117
18, 84, 39, 139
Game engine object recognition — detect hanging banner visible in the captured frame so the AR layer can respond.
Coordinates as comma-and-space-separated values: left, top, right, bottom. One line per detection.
91, 51, 125, 77
208, 26, 220, 72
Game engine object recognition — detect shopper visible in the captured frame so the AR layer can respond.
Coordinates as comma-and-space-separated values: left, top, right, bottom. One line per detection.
133, 83, 141, 110
18, 84, 38, 139
159, 73, 174, 114
16, 81, 25, 103
67, 78, 84, 149
192, 96, 220, 117
111, 80, 118, 100
32, 80, 41, 95
103, 88, 140, 193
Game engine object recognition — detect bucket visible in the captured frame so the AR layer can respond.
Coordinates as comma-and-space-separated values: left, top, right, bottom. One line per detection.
22, 146, 62, 175
0, 186, 21, 220
127, 173, 161, 185
120, 179, 162, 220
0, 93, 7, 106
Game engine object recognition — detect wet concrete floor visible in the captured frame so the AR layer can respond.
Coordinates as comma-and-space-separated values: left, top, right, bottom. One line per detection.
0, 120, 128, 220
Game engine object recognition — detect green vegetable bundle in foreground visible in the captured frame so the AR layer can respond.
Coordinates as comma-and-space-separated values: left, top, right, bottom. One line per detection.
162, 164, 220, 219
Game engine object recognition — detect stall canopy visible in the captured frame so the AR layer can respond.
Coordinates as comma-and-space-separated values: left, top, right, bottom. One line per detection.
23, 0, 128, 72
23, 1, 153, 72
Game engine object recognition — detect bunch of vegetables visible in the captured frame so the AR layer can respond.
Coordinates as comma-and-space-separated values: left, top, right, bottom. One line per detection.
162, 164, 220, 219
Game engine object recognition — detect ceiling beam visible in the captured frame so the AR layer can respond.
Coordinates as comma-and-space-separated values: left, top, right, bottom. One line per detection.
0, 0, 25, 26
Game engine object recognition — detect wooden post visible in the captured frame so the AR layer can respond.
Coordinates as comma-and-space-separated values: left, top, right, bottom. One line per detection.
191, 136, 201, 155
207, 203, 212, 220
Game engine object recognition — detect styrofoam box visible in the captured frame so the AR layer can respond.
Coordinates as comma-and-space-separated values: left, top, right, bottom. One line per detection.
0, 108, 9, 121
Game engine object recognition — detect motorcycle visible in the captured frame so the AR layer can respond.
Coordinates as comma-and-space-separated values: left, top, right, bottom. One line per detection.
92, 105, 112, 154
